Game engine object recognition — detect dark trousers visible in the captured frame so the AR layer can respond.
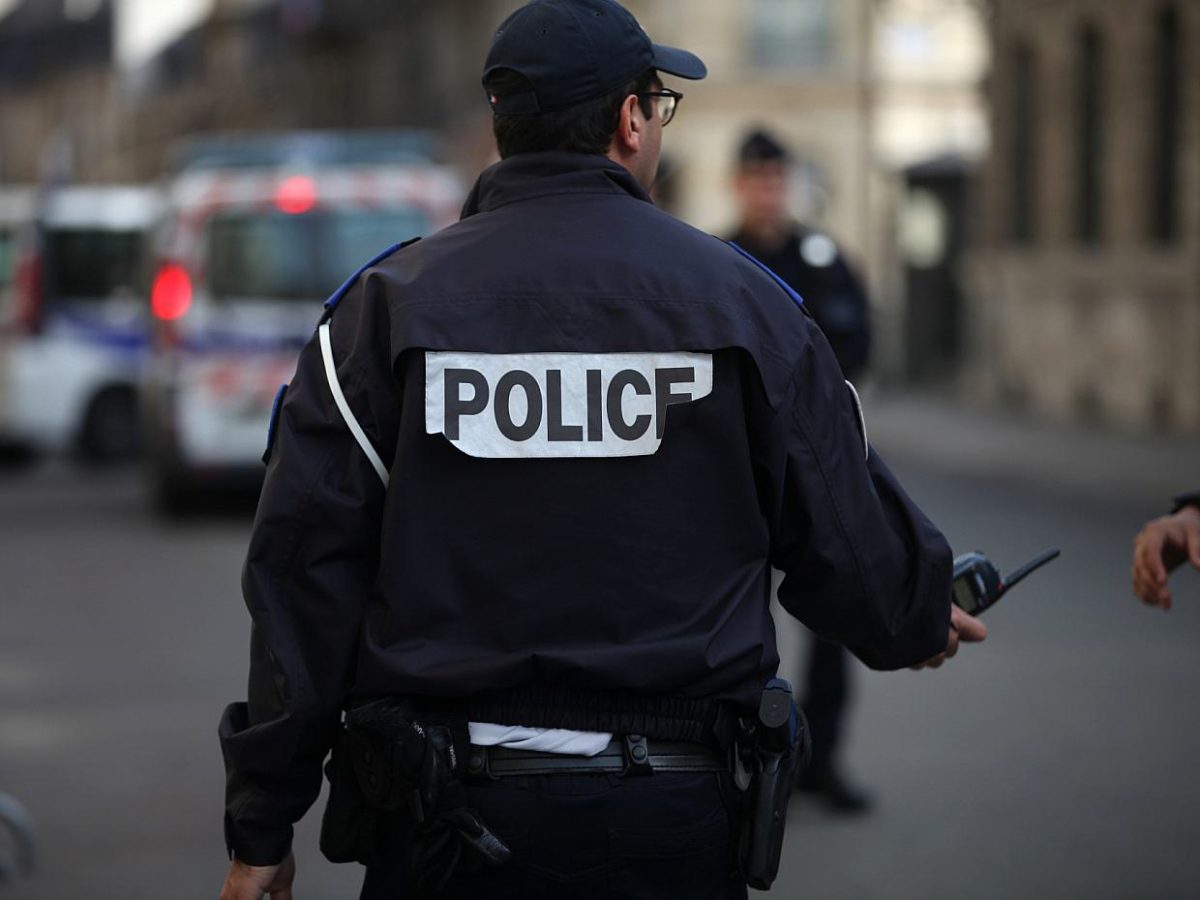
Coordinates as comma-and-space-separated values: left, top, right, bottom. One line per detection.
359, 771, 746, 900
800, 634, 851, 776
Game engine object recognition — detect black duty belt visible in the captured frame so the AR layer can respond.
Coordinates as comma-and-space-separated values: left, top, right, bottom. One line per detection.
466, 734, 727, 779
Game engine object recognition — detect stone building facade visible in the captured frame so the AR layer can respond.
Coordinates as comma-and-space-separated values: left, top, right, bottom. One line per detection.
0, 0, 988, 384
970, 0, 1200, 431
0, 0, 523, 182
630, 0, 988, 380
114, 0, 523, 180
0, 0, 122, 182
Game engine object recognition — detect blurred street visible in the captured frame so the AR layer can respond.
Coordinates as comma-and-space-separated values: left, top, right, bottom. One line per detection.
1, 395, 1197, 899
0, 1, 1197, 898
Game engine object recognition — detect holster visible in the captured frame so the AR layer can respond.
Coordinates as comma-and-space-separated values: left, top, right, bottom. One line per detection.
318, 698, 512, 891
736, 678, 811, 891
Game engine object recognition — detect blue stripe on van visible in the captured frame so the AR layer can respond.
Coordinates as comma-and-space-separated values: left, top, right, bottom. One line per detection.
53, 310, 294, 356
177, 332, 307, 354
54, 310, 149, 353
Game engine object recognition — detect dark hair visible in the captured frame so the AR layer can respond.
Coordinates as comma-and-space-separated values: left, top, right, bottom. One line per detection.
737, 128, 790, 167
485, 68, 658, 158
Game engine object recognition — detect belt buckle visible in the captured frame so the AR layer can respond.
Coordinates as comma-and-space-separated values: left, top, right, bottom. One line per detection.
622, 734, 654, 776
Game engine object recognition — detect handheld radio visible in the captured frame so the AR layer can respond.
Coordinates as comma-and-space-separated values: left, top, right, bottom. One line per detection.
951, 548, 1060, 616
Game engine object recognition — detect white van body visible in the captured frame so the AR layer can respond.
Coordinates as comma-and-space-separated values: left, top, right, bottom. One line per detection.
0, 186, 35, 451
0, 186, 162, 458
141, 136, 462, 507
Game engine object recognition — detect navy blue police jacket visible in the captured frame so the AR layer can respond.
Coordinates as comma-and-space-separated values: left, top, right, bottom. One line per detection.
219, 152, 952, 865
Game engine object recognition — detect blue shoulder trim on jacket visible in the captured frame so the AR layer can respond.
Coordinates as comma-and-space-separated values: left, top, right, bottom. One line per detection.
262, 383, 287, 465
323, 236, 422, 311
724, 240, 806, 310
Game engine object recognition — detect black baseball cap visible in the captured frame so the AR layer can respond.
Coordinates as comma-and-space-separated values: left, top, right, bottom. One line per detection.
483, 0, 707, 115
738, 128, 791, 166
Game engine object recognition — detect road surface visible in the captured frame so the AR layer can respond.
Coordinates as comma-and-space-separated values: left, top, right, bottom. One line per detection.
1, 403, 1197, 898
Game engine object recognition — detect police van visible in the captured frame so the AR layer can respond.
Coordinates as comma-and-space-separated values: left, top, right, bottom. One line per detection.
0, 185, 162, 460
141, 132, 462, 510
0, 186, 32, 456
0, 187, 33, 296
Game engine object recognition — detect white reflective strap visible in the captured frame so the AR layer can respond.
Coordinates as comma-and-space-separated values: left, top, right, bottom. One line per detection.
846, 380, 869, 461
318, 321, 389, 487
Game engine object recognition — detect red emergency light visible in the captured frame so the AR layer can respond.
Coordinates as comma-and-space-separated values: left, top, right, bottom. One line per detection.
151, 263, 193, 321
275, 175, 318, 215
12, 249, 43, 335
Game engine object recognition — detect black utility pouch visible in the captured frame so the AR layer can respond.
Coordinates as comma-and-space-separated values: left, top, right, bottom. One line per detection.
319, 727, 380, 864
319, 699, 427, 865
346, 699, 442, 818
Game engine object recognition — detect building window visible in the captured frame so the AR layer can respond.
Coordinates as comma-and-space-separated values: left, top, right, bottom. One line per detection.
748, 0, 834, 71
1009, 41, 1037, 244
1076, 24, 1105, 245
1151, 4, 1181, 245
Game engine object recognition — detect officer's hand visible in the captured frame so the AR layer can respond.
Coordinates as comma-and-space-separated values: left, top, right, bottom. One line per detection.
219, 853, 295, 900
1132, 506, 1200, 610
912, 604, 987, 670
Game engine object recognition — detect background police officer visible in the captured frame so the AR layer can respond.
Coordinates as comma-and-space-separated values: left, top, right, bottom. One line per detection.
727, 128, 875, 813
218, 2, 986, 898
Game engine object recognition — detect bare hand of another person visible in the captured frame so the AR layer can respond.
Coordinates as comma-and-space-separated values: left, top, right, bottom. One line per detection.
1132, 506, 1200, 610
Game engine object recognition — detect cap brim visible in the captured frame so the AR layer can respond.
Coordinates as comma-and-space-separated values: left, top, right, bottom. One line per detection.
651, 43, 707, 80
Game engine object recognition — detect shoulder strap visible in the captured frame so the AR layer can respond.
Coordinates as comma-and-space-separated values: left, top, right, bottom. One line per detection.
318, 321, 389, 487
845, 380, 869, 461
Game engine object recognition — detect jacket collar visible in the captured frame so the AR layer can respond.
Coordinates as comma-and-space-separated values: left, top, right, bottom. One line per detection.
726, 224, 801, 259
461, 152, 652, 219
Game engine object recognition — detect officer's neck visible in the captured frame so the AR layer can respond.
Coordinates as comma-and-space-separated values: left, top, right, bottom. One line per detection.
737, 219, 793, 255
605, 146, 657, 194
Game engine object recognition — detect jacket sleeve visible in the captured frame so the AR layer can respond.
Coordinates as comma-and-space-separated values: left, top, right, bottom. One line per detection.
764, 322, 951, 671
217, 272, 399, 865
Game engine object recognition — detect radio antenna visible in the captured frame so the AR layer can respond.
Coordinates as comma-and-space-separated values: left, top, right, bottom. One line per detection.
999, 548, 1061, 597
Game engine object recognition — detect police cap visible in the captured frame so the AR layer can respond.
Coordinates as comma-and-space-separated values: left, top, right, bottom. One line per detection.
484, 0, 707, 115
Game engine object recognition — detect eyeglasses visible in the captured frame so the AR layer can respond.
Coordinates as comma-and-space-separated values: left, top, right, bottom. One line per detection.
637, 88, 684, 127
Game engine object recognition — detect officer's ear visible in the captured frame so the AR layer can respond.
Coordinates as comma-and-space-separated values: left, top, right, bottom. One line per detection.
614, 93, 644, 156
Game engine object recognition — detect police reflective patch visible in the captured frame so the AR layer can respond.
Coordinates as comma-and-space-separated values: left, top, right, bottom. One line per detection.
426, 352, 714, 458
800, 232, 838, 268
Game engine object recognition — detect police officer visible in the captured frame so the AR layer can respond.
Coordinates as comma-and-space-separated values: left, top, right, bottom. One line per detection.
727, 130, 870, 379
217, 2, 986, 898
727, 128, 875, 812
